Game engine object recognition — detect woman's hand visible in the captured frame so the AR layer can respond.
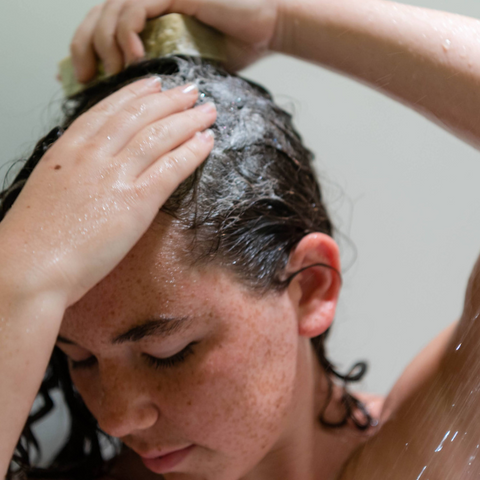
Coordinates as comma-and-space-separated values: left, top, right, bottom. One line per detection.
0, 77, 216, 307
70, 0, 280, 82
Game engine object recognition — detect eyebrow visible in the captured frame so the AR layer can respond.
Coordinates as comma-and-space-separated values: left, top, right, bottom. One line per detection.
56, 316, 193, 346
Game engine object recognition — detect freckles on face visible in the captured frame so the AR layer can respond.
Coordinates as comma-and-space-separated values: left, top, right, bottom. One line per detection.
158, 283, 299, 475
60, 216, 300, 478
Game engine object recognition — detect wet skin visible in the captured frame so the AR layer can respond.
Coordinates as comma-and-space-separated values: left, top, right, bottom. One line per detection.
56, 213, 374, 480
55, 209, 480, 480
340, 255, 480, 479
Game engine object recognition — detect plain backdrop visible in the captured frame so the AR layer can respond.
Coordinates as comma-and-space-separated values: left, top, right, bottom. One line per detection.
2, 0, 480, 465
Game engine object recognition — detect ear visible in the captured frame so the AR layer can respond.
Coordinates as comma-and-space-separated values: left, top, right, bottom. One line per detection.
286, 233, 341, 339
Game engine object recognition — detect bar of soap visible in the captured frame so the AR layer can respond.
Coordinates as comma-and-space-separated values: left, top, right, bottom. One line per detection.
141, 14, 226, 61
59, 13, 227, 97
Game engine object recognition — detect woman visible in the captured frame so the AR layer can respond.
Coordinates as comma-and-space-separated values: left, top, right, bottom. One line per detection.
2, 1, 480, 479
5, 53, 378, 480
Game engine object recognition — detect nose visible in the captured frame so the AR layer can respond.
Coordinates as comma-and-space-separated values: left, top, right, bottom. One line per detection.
94, 363, 159, 438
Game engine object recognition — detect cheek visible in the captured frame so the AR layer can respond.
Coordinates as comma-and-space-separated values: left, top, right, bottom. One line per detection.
165, 313, 298, 462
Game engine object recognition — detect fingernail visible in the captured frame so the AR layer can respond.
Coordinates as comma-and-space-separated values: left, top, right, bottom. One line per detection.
182, 83, 198, 94
197, 102, 216, 113
196, 129, 215, 142
146, 76, 162, 88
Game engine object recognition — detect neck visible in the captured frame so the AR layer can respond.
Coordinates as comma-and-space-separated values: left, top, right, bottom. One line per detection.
242, 339, 369, 480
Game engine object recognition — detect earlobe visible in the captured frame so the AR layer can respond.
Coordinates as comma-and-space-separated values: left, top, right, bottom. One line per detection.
286, 233, 342, 339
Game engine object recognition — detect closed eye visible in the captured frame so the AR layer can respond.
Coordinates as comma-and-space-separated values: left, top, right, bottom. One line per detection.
143, 342, 198, 369
66, 342, 199, 371
69, 355, 97, 370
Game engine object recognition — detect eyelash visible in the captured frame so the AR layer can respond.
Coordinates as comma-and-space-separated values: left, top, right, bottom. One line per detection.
68, 342, 198, 371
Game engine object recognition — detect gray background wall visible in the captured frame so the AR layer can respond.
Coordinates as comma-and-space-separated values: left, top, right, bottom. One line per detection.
2, 0, 480, 464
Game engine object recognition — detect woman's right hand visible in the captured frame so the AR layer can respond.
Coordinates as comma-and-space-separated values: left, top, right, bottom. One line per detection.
0, 77, 216, 307
70, 0, 281, 82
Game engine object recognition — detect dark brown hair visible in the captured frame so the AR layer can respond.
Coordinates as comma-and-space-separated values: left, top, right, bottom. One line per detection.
3, 57, 371, 480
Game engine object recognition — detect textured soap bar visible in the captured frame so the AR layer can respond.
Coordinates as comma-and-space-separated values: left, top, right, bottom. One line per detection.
59, 13, 226, 97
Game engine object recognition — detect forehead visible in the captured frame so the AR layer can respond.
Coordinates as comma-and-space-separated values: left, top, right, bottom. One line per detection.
63, 214, 222, 329
61, 213, 260, 343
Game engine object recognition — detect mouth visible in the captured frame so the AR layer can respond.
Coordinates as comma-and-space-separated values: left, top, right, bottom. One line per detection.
138, 445, 195, 474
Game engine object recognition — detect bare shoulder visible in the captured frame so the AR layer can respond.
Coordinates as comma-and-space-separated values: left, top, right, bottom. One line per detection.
339, 309, 480, 479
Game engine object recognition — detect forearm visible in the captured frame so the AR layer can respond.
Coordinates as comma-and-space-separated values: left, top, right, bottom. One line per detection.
0, 264, 66, 477
275, 0, 480, 148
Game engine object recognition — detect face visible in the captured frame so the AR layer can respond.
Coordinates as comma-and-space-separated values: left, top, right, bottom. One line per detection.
57, 214, 303, 479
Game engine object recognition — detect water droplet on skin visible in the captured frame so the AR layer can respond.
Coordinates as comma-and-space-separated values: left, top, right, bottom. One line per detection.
435, 430, 451, 452
456, 343, 462, 351
416, 466, 427, 479
442, 39, 451, 51
451, 431, 459, 442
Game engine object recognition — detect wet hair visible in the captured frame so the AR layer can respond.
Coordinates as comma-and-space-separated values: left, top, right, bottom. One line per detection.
2, 57, 372, 480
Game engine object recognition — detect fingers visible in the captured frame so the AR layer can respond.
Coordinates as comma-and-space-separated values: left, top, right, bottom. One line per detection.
136, 128, 215, 202
116, 3, 151, 66
71, 0, 271, 82
116, 0, 183, 66
67, 76, 163, 142
93, 0, 125, 76
70, 5, 103, 83
95, 83, 200, 155
118, 101, 217, 177
72, 0, 172, 82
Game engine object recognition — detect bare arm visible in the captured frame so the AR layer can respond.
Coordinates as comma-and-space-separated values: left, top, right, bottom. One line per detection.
379, 320, 458, 424
71, 0, 480, 150
0, 272, 66, 476
339, 262, 480, 479
275, 0, 480, 149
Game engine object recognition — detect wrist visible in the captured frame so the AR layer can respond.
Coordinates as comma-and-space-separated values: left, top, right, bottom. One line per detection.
0, 231, 69, 312
270, 0, 295, 55
270, 0, 335, 58
0, 262, 68, 317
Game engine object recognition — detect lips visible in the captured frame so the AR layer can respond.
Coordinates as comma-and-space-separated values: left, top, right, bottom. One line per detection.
138, 445, 195, 474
